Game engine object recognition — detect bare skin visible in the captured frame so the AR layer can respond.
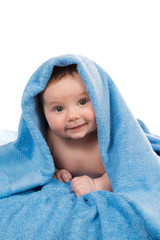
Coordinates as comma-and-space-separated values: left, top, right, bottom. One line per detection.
42, 72, 112, 196
46, 129, 112, 196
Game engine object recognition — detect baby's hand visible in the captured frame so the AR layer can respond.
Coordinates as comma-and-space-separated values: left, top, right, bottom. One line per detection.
71, 175, 96, 197
53, 169, 72, 183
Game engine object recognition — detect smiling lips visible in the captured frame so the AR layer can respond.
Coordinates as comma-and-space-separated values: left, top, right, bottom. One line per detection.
67, 123, 87, 130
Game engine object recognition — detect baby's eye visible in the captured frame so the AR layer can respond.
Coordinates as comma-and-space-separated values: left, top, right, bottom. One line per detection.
55, 106, 63, 112
79, 99, 87, 105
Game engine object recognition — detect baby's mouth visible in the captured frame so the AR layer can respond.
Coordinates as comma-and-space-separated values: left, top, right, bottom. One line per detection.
68, 123, 87, 130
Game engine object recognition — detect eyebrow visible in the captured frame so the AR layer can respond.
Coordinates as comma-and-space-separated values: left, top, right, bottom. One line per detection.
47, 100, 61, 107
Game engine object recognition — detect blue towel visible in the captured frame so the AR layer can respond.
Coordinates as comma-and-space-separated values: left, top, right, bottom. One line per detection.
0, 55, 160, 239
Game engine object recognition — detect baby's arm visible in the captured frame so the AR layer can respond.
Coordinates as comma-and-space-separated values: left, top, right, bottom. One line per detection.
71, 172, 112, 197
93, 172, 112, 192
53, 168, 72, 183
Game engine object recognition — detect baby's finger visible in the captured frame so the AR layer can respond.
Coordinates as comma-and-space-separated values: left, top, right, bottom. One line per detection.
66, 171, 72, 181
71, 180, 82, 191
71, 177, 80, 184
61, 173, 71, 183
75, 190, 82, 197
55, 172, 65, 183
73, 186, 85, 197
71, 178, 79, 187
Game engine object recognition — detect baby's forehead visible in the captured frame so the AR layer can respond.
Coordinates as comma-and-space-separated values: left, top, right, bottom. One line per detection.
50, 72, 87, 91
42, 72, 89, 102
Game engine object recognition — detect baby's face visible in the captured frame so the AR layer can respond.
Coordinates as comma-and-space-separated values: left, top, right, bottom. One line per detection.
42, 72, 97, 140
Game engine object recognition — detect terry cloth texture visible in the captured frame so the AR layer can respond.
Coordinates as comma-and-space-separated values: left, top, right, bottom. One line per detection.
0, 55, 160, 239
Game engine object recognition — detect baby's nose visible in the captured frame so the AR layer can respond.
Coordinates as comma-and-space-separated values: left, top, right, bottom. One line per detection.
68, 108, 80, 121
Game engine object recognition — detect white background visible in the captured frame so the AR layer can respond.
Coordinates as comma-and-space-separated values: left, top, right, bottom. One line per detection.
0, 0, 160, 134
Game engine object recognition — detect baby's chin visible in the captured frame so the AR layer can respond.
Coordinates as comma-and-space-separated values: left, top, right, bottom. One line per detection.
67, 134, 87, 141
66, 130, 97, 142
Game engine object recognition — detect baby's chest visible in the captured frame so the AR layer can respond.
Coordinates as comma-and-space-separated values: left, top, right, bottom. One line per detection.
54, 146, 105, 178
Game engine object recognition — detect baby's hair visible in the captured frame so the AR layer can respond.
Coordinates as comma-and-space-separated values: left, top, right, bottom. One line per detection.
46, 64, 78, 87
37, 64, 78, 111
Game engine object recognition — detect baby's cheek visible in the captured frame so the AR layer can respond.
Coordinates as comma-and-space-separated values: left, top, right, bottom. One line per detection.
86, 111, 97, 128
49, 119, 64, 133
86, 107, 96, 120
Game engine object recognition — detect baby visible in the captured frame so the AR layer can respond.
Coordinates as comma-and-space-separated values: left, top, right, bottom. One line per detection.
39, 64, 112, 196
